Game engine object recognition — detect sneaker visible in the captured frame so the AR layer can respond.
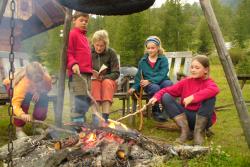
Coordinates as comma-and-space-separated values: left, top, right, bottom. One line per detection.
152, 114, 168, 122
152, 105, 168, 122
16, 130, 28, 139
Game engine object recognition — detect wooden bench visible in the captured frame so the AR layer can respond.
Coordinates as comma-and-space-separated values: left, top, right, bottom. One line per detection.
237, 74, 250, 89
114, 51, 193, 116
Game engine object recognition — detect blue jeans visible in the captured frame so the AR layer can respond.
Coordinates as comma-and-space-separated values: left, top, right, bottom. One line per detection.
161, 93, 216, 130
144, 80, 173, 119
144, 80, 173, 98
69, 74, 91, 124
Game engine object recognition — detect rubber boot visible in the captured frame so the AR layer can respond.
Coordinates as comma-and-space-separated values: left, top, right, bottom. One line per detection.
194, 114, 208, 145
173, 113, 190, 143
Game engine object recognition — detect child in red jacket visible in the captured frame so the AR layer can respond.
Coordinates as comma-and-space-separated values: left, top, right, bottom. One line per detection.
149, 55, 220, 145
67, 11, 92, 125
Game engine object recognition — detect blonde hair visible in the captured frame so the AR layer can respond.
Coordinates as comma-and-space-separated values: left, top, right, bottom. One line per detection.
92, 30, 110, 49
72, 11, 89, 20
13, 62, 45, 86
144, 36, 165, 55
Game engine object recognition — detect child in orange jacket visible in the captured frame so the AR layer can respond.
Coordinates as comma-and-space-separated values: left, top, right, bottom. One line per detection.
3, 62, 52, 138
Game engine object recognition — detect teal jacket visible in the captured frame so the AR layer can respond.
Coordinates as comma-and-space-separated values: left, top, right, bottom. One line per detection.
132, 54, 170, 91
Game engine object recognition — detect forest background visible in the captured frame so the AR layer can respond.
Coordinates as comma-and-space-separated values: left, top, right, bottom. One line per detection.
21, 0, 250, 76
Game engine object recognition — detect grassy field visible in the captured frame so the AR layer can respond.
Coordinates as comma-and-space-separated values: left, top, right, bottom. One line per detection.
1, 57, 250, 166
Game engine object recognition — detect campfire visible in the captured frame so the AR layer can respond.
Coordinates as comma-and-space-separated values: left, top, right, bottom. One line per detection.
0, 121, 209, 167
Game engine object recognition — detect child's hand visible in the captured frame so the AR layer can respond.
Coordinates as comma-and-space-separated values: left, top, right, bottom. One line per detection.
140, 80, 150, 87
20, 113, 32, 122
183, 95, 194, 107
72, 64, 80, 76
148, 97, 158, 105
127, 88, 135, 95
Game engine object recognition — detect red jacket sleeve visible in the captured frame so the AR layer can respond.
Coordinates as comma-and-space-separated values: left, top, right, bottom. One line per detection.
67, 31, 78, 70
154, 80, 184, 102
192, 79, 220, 103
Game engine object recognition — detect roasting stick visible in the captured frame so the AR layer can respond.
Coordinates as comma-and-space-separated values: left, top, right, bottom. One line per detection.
116, 103, 150, 122
13, 116, 76, 134
138, 71, 144, 130
78, 75, 129, 128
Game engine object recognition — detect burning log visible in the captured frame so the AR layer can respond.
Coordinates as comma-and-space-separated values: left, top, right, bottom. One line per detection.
54, 135, 79, 150
0, 123, 210, 167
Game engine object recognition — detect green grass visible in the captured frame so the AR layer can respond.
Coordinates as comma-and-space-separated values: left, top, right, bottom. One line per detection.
1, 57, 250, 166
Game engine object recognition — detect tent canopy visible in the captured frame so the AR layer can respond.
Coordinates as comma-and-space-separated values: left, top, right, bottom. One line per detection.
58, 0, 155, 15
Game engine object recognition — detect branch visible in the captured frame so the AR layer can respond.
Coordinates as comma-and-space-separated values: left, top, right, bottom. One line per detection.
13, 116, 75, 134
116, 104, 149, 122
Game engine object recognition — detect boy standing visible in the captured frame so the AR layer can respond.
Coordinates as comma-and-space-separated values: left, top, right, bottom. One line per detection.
67, 12, 92, 124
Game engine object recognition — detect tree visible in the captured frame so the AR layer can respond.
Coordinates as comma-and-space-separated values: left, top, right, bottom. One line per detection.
233, 0, 250, 48
197, 18, 213, 54
39, 26, 63, 74
117, 12, 148, 66
21, 32, 48, 62
211, 0, 234, 41
160, 0, 198, 51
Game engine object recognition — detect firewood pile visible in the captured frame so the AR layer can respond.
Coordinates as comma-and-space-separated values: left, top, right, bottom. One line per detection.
0, 123, 210, 167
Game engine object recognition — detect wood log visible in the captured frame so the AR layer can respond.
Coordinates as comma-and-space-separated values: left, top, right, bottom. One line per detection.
64, 122, 168, 155
0, 132, 210, 166
0, 134, 48, 160
173, 145, 209, 159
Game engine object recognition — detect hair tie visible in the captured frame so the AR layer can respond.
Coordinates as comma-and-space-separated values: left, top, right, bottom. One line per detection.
145, 37, 160, 46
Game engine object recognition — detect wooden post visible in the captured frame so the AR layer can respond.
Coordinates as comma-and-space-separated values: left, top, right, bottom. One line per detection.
0, 0, 8, 23
200, 0, 250, 148
55, 8, 72, 127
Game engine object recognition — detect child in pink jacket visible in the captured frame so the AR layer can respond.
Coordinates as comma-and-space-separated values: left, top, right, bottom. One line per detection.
149, 55, 220, 145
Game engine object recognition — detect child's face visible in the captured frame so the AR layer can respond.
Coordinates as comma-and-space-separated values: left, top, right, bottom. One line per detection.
73, 16, 89, 30
93, 40, 106, 54
146, 42, 159, 57
190, 60, 209, 79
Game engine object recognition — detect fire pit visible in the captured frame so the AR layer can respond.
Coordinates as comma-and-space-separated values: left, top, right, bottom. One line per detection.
0, 123, 209, 167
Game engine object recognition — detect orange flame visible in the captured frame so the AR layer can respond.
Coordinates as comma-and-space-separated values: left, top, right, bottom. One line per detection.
108, 122, 116, 129
86, 133, 97, 142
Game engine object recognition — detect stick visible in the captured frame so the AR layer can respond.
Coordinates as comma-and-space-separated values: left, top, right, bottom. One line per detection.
13, 116, 76, 134
116, 104, 149, 122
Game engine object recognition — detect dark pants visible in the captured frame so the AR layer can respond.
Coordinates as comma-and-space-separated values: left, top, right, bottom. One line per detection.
144, 80, 173, 98
144, 80, 173, 115
69, 74, 91, 123
14, 93, 49, 127
162, 93, 216, 130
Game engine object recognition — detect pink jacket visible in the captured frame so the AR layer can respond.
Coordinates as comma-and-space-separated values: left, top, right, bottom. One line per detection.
154, 77, 220, 111
67, 27, 92, 76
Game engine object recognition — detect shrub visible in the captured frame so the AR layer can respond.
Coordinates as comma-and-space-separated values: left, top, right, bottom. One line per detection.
236, 53, 250, 74
228, 47, 244, 66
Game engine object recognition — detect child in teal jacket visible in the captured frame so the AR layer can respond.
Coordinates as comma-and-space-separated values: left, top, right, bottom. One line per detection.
128, 36, 172, 121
